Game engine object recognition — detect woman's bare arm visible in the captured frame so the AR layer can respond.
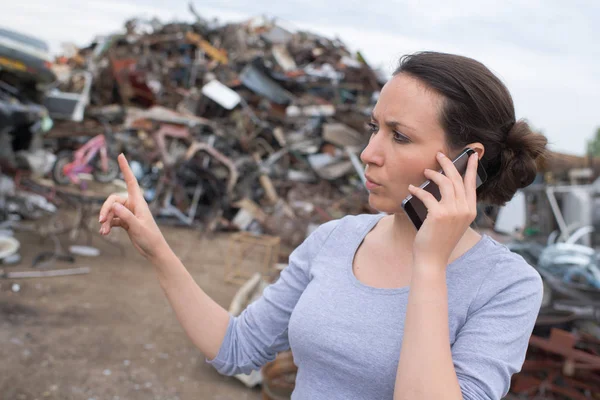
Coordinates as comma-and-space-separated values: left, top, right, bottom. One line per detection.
151, 246, 230, 360
98, 154, 229, 360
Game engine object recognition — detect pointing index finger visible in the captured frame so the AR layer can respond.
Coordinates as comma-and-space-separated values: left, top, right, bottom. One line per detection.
118, 153, 142, 199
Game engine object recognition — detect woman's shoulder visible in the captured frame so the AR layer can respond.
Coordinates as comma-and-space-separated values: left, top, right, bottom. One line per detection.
479, 235, 542, 281
468, 235, 543, 307
332, 213, 385, 230
310, 213, 383, 235
308, 213, 384, 243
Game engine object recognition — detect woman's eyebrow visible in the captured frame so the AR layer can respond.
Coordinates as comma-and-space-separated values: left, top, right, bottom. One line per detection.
370, 113, 417, 132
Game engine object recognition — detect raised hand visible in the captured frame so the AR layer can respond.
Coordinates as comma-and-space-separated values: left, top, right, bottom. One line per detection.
98, 154, 169, 260
407, 151, 479, 268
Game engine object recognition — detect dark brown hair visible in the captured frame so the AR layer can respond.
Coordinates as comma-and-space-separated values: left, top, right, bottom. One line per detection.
394, 51, 548, 205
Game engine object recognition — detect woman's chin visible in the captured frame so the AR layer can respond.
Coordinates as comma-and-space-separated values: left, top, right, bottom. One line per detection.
367, 193, 402, 214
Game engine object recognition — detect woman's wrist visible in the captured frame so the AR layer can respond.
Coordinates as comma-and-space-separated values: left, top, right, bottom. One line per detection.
149, 241, 176, 268
411, 256, 447, 278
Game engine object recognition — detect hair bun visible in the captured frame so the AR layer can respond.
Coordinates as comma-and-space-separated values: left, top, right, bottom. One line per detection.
501, 119, 547, 190
480, 119, 548, 205
505, 120, 546, 159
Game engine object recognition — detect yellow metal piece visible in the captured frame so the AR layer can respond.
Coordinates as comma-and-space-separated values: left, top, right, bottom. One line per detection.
185, 32, 229, 65
0, 56, 27, 72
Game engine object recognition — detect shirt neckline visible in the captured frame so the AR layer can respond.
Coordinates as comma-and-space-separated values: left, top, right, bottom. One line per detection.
346, 214, 490, 295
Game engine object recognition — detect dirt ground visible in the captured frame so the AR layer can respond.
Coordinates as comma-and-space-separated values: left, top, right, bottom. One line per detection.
0, 222, 267, 400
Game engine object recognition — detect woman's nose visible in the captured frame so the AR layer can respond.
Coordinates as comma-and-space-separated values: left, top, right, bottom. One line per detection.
360, 134, 384, 166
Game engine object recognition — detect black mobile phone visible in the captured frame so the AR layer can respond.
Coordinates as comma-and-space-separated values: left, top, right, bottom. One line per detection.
401, 148, 487, 230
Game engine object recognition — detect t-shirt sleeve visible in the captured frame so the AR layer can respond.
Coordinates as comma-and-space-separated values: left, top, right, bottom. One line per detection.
206, 219, 339, 376
451, 257, 543, 400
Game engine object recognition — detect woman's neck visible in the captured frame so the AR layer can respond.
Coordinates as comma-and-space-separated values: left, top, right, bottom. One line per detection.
391, 212, 418, 245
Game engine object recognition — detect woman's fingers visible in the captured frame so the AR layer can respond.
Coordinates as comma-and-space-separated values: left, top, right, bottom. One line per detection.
99, 194, 127, 223
100, 216, 117, 235
99, 154, 141, 224
436, 152, 466, 204
111, 202, 137, 229
117, 154, 143, 201
412, 151, 479, 223
100, 217, 127, 236
423, 168, 454, 203
100, 204, 135, 235
110, 217, 128, 230
408, 183, 439, 211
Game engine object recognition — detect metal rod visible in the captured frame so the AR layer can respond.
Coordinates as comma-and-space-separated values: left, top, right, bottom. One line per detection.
545, 186, 570, 242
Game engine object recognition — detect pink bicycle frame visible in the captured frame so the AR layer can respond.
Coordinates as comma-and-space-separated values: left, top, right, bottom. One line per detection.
62, 134, 108, 184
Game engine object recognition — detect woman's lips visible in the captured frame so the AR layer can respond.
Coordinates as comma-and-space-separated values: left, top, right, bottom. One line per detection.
365, 177, 382, 190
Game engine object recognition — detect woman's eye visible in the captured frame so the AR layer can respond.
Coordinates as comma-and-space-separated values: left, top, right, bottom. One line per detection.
393, 131, 410, 143
367, 123, 378, 134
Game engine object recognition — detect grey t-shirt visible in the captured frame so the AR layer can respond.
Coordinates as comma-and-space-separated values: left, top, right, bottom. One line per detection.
207, 213, 543, 400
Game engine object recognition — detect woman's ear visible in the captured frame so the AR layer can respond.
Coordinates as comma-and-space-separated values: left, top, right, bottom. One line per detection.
466, 142, 485, 159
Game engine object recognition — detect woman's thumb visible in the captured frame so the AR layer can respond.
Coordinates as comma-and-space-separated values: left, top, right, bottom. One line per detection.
112, 203, 137, 227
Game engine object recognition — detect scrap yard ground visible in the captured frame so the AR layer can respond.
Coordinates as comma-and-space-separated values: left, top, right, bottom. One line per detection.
0, 226, 263, 400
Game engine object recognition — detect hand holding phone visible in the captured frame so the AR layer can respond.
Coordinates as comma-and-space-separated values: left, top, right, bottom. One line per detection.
401, 148, 487, 230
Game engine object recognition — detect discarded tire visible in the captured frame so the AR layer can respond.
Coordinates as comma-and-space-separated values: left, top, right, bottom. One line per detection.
51, 151, 73, 185
93, 157, 119, 183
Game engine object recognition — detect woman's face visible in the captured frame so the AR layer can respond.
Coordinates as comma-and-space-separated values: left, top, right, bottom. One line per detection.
360, 73, 451, 214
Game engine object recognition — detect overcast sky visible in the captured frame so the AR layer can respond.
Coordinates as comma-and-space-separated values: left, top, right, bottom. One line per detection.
2, 0, 598, 155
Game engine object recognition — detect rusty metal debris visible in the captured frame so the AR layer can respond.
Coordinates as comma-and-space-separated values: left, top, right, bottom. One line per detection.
505, 177, 600, 398
510, 328, 600, 400
507, 238, 600, 398
262, 350, 297, 399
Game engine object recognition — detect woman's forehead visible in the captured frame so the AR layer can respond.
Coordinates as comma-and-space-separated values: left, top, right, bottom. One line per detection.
373, 74, 445, 137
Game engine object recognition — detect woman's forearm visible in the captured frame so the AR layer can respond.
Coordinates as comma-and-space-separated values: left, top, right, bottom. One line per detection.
394, 265, 462, 400
151, 245, 230, 360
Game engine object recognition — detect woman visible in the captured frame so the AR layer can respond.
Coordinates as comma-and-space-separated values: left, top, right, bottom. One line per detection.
98, 51, 547, 400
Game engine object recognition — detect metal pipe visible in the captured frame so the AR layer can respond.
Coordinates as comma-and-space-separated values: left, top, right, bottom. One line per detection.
545, 186, 570, 242
345, 147, 366, 187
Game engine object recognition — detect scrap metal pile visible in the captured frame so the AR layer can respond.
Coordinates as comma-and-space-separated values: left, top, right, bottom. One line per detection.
41, 8, 382, 245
